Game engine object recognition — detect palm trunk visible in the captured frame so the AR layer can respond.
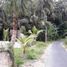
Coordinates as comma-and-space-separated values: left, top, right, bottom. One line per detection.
11, 12, 17, 67
11, 0, 18, 67
11, 13, 17, 44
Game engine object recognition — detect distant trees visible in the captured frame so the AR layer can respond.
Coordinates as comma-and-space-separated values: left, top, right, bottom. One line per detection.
53, 0, 67, 38
0, 0, 67, 40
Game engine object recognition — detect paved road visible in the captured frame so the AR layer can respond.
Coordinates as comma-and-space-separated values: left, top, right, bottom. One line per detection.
44, 41, 67, 67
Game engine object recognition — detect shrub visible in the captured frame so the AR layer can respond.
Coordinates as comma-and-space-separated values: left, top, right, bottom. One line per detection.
47, 24, 58, 40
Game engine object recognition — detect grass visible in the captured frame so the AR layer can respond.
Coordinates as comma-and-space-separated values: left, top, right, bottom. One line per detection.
14, 41, 50, 66
14, 48, 24, 66
26, 41, 48, 60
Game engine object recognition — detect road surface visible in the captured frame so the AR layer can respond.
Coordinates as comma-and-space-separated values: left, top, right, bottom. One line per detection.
44, 41, 67, 67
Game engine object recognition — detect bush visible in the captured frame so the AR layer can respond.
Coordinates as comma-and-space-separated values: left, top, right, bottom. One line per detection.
47, 24, 58, 40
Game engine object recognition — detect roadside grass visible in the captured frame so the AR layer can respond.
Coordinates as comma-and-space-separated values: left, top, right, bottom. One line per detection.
14, 48, 24, 66
26, 41, 50, 60
14, 41, 50, 66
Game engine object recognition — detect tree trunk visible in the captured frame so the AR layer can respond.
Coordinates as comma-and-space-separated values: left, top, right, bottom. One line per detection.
45, 27, 47, 42
11, 13, 17, 43
11, 12, 17, 67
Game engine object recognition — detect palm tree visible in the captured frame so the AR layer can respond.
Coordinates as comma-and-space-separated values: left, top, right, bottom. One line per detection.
17, 34, 36, 54
3, 0, 19, 67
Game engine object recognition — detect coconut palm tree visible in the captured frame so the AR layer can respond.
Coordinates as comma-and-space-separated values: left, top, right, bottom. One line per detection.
17, 34, 36, 54
3, 0, 20, 67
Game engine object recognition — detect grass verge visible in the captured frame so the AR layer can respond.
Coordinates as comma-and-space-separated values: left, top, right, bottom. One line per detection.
14, 41, 50, 66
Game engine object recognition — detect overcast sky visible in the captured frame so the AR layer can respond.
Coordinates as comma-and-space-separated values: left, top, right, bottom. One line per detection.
53, 0, 59, 2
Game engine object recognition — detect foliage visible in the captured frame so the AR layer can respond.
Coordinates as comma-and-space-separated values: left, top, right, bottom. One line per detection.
36, 30, 45, 42
17, 34, 36, 54
20, 26, 26, 34
3, 0, 22, 16
14, 48, 24, 66
26, 41, 47, 59
32, 26, 38, 34
1, 0, 67, 40
13, 41, 49, 66
27, 48, 39, 59
3, 29, 9, 41
47, 23, 58, 40
20, 0, 32, 16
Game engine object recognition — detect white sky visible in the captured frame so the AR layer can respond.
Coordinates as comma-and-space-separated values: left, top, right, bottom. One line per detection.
53, 0, 59, 2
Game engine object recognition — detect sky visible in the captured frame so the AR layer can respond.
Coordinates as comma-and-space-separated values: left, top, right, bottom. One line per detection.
53, 0, 59, 2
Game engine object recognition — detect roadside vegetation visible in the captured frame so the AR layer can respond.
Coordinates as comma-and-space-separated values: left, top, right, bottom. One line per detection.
14, 41, 50, 67
14, 28, 51, 66
0, 0, 67, 67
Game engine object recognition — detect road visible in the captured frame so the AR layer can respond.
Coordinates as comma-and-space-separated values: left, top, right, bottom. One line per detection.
44, 41, 67, 67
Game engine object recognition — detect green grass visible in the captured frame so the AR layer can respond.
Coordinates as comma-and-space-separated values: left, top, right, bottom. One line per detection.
14, 48, 24, 66
26, 41, 48, 60
13, 41, 50, 66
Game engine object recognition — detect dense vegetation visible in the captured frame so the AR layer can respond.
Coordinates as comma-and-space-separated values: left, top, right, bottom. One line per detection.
0, 0, 66, 41
0, 0, 67, 67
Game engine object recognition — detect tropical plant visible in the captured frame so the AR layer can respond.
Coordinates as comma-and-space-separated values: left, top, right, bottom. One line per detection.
47, 23, 58, 40
3, 0, 22, 16
32, 26, 38, 34
3, 28, 9, 41
3, 0, 19, 67
17, 34, 36, 54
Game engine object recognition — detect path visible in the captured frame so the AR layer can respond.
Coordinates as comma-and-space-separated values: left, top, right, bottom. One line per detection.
43, 41, 67, 67
22, 41, 67, 67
